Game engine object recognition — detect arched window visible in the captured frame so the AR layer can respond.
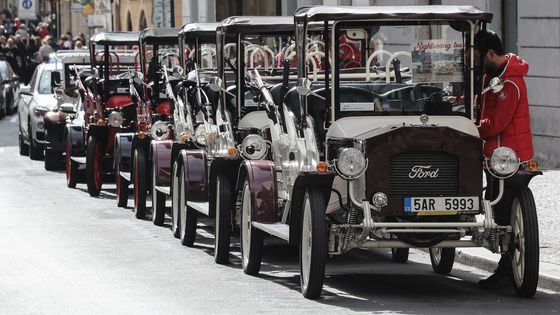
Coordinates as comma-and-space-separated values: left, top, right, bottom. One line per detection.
127, 11, 132, 31
139, 10, 147, 30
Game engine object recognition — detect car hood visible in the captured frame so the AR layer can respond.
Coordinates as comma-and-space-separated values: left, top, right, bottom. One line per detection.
31, 93, 58, 109
326, 115, 479, 139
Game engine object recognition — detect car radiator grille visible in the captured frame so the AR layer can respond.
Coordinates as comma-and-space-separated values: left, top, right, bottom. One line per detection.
389, 151, 458, 196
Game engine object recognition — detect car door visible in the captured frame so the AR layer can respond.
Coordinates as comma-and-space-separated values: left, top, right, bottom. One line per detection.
18, 66, 40, 139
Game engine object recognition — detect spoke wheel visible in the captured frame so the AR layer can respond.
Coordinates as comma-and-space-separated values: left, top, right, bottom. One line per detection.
429, 247, 455, 274
511, 187, 539, 298
391, 248, 409, 263
171, 160, 180, 238
133, 147, 147, 219
86, 136, 103, 197
65, 140, 78, 188
300, 187, 327, 299
179, 164, 197, 246
152, 162, 166, 226
214, 172, 233, 264
240, 180, 263, 274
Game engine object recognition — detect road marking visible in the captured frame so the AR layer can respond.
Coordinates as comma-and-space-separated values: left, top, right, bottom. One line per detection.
10, 115, 18, 123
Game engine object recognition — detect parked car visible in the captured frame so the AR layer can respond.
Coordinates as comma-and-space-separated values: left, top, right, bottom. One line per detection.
114, 28, 179, 219
17, 63, 62, 159
0, 60, 20, 118
233, 5, 541, 300
43, 50, 91, 170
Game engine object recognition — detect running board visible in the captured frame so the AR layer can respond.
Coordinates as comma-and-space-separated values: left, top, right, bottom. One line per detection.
187, 201, 209, 216
119, 171, 131, 182
70, 156, 86, 164
155, 185, 170, 195
252, 222, 289, 241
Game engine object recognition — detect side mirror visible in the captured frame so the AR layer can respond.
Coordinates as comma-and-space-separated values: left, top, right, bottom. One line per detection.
51, 71, 62, 87
296, 78, 312, 96
20, 85, 31, 95
59, 103, 76, 114
208, 77, 223, 92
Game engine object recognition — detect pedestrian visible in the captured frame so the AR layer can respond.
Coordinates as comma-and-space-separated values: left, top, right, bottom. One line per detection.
46, 35, 59, 52
24, 52, 42, 84
25, 36, 40, 61
473, 29, 534, 290
38, 38, 53, 62
4, 37, 21, 74
74, 40, 84, 50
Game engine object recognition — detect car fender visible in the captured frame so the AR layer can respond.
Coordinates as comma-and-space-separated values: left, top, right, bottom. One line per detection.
65, 124, 85, 156
114, 132, 134, 172
236, 160, 278, 224
178, 149, 208, 202
288, 171, 335, 246
150, 140, 173, 186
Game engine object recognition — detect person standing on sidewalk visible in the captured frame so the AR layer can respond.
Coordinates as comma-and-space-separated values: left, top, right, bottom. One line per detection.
473, 29, 535, 290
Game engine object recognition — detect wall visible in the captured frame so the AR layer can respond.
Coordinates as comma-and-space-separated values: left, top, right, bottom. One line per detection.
517, 0, 560, 168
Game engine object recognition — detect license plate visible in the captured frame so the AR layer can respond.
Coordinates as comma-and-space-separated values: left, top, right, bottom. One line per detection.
404, 196, 479, 215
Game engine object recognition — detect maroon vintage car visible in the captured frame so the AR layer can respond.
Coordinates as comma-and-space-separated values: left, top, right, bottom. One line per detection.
235, 5, 541, 299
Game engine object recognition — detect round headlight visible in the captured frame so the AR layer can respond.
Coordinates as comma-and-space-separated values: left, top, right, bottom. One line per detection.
108, 111, 123, 128
150, 121, 170, 140
240, 134, 267, 160
335, 147, 367, 179
194, 125, 206, 146
490, 147, 519, 176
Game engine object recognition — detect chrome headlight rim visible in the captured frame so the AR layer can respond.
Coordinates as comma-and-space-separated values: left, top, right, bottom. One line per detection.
489, 146, 519, 178
194, 125, 206, 146
240, 134, 268, 160
33, 106, 50, 117
107, 111, 124, 128
150, 121, 170, 141
334, 147, 368, 180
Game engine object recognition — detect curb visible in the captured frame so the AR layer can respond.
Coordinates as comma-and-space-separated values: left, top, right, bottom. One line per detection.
455, 248, 560, 293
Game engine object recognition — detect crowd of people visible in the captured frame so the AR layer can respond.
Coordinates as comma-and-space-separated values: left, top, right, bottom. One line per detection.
0, 10, 87, 84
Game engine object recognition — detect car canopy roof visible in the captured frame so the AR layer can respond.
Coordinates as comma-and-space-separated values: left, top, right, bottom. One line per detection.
139, 28, 179, 44
52, 50, 91, 64
217, 16, 295, 34
294, 5, 493, 23
179, 22, 220, 40
90, 32, 141, 45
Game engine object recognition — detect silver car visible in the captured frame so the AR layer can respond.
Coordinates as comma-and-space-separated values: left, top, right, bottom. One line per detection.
17, 63, 62, 159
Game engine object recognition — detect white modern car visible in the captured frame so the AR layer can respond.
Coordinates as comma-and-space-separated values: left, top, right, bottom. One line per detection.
17, 63, 62, 159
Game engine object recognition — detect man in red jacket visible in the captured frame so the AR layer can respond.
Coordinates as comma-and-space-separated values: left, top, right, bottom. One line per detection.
474, 30, 535, 290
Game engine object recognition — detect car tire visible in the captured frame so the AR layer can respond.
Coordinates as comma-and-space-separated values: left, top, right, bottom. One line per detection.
429, 247, 455, 274
44, 150, 60, 171
391, 248, 409, 263
511, 187, 539, 298
116, 161, 129, 208
171, 160, 181, 238
151, 162, 166, 226
214, 172, 233, 264
19, 130, 29, 156
300, 187, 328, 299
86, 136, 103, 197
133, 147, 148, 219
240, 180, 263, 275
178, 163, 197, 247
65, 140, 78, 188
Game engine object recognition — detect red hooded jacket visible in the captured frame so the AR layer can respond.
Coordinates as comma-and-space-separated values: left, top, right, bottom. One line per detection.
478, 54, 534, 161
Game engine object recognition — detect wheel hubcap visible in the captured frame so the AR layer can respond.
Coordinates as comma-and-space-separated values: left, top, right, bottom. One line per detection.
172, 162, 179, 233
432, 248, 442, 265
301, 195, 312, 290
215, 177, 221, 255
93, 142, 102, 190
180, 168, 186, 238
512, 198, 525, 286
241, 183, 251, 268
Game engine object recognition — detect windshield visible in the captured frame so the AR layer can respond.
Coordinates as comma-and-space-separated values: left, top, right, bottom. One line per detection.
331, 22, 469, 119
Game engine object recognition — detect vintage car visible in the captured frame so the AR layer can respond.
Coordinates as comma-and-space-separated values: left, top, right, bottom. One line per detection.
148, 22, 220, 231
113, 28, 179, 219
170, 16, 306, 264
17, 62, 62, 160
235, 6, 541, 299
42, 50, 91, 170
65, 32, 140, 196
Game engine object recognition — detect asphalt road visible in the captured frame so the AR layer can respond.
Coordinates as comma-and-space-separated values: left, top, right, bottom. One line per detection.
1, 112, 559, 314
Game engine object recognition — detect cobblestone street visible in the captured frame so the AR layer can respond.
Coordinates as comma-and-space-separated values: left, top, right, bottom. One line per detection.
531, 170, 560, 265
